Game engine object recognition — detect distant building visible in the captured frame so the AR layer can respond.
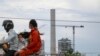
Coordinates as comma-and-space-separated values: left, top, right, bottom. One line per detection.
40, 40, 45, 56
81, 54, 86, 56
0, 48, 4, 55
98, 54, 100, 56
58, 38, 72, 53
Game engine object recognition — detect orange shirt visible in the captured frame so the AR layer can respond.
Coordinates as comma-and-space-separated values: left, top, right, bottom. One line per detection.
26, 28, 42, 53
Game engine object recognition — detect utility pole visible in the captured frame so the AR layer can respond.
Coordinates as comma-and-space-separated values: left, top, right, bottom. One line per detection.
55, 25, 84, 52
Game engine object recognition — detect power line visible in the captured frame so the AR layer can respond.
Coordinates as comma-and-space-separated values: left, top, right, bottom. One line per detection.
82, 52, 100, 54
0, 16, 100, 23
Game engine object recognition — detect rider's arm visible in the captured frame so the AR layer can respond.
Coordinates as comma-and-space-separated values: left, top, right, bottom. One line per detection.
5, 30, 15, 43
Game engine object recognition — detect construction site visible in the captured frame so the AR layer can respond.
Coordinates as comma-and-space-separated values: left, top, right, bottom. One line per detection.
0, 0, 99, 56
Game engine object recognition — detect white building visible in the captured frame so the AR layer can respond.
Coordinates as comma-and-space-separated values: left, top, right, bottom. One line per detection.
40, 40, 45, 56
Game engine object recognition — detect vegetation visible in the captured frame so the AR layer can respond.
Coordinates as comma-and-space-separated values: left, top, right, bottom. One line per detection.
64, 49, 81, 56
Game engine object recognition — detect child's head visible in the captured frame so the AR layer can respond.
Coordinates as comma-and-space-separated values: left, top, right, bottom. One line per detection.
18, 33, 23, 41
18, 32, 29, 39
18, 32, 29, 42
29, 19, 37, 29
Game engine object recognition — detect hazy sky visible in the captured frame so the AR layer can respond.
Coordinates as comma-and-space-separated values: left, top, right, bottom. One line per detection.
0, 0, 100, 56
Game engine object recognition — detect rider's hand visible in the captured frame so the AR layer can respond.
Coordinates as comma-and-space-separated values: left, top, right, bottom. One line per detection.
14, 51, 19, 56
22, 48, 27, 50
2, 43, 8, 49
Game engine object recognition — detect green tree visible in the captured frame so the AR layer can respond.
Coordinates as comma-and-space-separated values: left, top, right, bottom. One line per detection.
73, 52, 81, 56
64, 49, 81, 56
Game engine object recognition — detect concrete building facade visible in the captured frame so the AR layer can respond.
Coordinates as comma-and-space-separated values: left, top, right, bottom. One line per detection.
58, 38, 72, 53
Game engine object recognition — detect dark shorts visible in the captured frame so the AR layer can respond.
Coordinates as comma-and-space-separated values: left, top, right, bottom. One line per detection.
4, 50, 16, 56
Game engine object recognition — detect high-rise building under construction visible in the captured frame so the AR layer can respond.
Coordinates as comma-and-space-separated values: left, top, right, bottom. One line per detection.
58, 38, 72, 53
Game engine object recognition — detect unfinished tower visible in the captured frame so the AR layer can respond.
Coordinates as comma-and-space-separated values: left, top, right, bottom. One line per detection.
50, 9, 56, 56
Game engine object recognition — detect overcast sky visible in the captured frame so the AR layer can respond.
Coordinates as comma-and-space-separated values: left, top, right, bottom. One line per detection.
0, 0, 100, 56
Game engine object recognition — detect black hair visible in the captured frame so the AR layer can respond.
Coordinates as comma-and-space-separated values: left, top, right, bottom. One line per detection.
29, 19, 37, 27
18, 32, 30, 39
